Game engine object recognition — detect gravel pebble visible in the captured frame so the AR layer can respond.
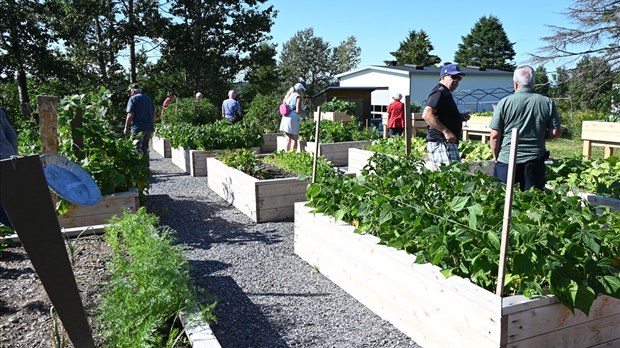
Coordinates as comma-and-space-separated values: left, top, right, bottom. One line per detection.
146, 150, 422, 348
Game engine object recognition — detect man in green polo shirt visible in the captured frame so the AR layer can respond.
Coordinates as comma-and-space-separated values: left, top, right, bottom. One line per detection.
489, 65, 562, 191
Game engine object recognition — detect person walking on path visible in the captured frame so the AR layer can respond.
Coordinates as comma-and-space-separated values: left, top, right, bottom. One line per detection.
124, 83, 155, 157
222, 90, 243, 123
0, 107, 18, 227
279, 83, 306, 151
489, 65, 562, 191
422, 63, 470, 167
386, 93, 405, 137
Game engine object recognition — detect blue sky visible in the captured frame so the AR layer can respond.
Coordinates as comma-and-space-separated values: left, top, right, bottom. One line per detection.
264, 0, 579, 73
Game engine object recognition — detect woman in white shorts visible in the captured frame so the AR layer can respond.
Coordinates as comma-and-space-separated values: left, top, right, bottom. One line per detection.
279, 83, 306, 151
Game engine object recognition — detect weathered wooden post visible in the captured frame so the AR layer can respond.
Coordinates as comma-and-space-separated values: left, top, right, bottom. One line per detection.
37, 96, 59, 154
404, 95, 412, 156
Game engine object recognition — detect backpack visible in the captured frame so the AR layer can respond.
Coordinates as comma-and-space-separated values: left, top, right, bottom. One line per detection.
279, 102, 291, 116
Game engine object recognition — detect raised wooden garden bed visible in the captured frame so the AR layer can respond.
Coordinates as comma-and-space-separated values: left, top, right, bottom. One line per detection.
314, 111, 354, 123
207, 158, 308, 222
581, 121, 620, 158
57, 189, 139, 228
261, 133, 279, 153
294, 202, 620, 348
152, 135, 171, 158
276, 136, 372, 166
171, 146, 261, 177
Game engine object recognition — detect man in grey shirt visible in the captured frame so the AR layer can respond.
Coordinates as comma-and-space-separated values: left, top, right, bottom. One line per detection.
489, 65, 562, 191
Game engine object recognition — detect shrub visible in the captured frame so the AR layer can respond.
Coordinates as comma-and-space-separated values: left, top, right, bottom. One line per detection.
319, 98, 356, 116
160, 97, 219, 126
244, 93, 281, 133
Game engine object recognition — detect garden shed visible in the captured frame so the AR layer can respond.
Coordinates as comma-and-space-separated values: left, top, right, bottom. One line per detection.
335, 64, 514, 113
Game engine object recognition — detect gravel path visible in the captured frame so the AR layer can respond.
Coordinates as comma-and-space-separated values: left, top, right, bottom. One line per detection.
145, 150, 421, 348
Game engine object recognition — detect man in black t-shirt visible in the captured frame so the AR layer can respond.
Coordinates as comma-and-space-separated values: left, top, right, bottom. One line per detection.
422, 64, 470, 167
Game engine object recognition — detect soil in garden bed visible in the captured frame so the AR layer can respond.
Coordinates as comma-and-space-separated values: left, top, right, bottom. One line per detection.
0, 236, 111, 347
0, 236, 193, 348
258, 162, 299, 180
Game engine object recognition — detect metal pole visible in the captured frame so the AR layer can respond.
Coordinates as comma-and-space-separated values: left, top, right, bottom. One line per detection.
311, 106, 322, 183
496, 128, 520, 296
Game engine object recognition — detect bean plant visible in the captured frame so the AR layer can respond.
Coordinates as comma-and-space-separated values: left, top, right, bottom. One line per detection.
156, 120, 263, 150
306, 153, 620, 315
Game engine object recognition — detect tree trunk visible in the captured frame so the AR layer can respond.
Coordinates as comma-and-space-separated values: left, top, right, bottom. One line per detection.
94, 16, 109, 85
16, 67, 31, 119
128, 0, 136, 83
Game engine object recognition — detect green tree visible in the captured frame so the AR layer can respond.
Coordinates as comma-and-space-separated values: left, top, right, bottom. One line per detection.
279, 28, 361, 98
333, 36, 361, 73
389, 30, 440, 66
243, 43, 281, 105
279, 28, 333, 97
161, 0, 276, 103
534, 66, 550, 96
454, 16, 516, 71
0, 0, 63, 118
567, 55, 614, 111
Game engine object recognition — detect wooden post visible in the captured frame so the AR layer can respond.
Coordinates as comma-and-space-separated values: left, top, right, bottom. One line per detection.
311, 106, 322, 184
404, 95, 411, 156
382, 112, 388, 139
71, 107, 84, 160
496, 128, 520, 297
38, 96, 59, 154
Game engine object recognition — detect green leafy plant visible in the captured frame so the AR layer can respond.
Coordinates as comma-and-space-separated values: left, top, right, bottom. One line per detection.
604, 113, 620, 122
410, 101, 423, 113
306, 153, 620, 315
364, 136, 426, 158
244, 93, 281, 133
470, 111, 494, 117
263, 150, 341, 181
547, 156, 620, 198
319, 97, 356, 115
156, 120, 264, 150
458, 140, 494, 161
56, 88, 149, 201
97, 208, 216, 347
216, 149, 268, 179
299, 119, 380, 143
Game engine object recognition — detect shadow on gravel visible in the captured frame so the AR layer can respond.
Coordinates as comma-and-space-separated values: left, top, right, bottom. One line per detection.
194, 275, 289, 348
146, 194, 283, 249
148, 172, 188, 183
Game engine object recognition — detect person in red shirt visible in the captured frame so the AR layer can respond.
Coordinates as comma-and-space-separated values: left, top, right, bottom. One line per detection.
387, 93, 405, 137
161, 92, 173, 116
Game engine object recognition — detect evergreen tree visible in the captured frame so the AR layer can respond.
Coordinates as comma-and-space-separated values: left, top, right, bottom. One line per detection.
243, 43, 281, 104
389, 30, 440, 66
567, 55, 614, 111
534, 66, 550, 96
333, 36, 361, 74
454, 16, 516, 71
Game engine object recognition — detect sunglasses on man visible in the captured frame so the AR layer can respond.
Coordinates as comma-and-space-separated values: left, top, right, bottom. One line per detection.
448, 74, 463, 81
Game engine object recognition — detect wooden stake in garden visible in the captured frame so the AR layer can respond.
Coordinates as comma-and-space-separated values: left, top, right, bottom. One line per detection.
496, 127, 520, 297
311, 106, 322, 184
404, 95, 412, 156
